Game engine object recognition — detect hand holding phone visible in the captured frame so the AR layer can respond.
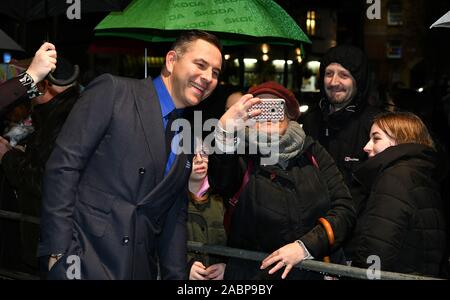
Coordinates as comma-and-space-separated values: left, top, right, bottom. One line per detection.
248, 98, 285, 122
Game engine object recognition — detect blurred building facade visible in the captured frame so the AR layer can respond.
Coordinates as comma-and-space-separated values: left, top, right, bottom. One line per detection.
0, 1, 449, 91
365, 0, 427, 89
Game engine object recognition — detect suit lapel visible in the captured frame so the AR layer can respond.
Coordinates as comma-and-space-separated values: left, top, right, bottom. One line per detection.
133, 77, 166, 181
138, 153, 190, 206
138, 130, 194, 206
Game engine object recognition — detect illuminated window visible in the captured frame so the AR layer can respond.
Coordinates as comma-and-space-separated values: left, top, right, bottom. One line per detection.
306, 10, 316, 36
387, 40, 402, 59
388, 2, 403, 26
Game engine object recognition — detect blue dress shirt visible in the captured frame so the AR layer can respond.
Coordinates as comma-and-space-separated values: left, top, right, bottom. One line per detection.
153, 76, 183, 176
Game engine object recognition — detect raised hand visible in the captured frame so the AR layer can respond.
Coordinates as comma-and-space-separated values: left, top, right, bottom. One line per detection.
26, 42, 57, 84
218, 94, 262, 132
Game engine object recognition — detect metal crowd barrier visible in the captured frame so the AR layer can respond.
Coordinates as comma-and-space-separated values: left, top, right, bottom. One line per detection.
0, 209, 40, 225
187, 241, 444, 280
0, 209, 444, 280
0, 269, 40, 280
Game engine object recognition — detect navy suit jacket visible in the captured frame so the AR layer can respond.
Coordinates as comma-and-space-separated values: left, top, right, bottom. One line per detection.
39, 74, 192, 279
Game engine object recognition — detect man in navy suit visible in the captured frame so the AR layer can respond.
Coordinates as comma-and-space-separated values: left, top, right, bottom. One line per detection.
38, 31, 223, 279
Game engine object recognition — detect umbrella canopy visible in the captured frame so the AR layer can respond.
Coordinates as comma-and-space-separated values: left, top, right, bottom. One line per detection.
430, 11, 450, 28
0, 0, 132, 22
0, 29, 24, 52
94, 0, 310, 46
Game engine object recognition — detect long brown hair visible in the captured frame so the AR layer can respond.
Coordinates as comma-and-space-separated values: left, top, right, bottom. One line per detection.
373, 112, 434, 148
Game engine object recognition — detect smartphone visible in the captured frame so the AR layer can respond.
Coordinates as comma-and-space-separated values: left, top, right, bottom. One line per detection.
248, 98, 285, 121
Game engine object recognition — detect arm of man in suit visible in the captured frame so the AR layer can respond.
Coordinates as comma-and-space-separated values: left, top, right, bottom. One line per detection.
39, 74, 117, 258
158, 195, 188, 279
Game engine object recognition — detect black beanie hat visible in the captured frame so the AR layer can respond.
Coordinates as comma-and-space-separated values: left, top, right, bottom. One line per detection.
319, 45, 370, 108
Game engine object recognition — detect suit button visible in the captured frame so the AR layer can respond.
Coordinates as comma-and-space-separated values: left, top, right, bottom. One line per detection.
139, 168, 146, 175
122, 236, 130, 245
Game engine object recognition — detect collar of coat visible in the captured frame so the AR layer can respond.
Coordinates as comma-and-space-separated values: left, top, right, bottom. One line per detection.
352, 143, 439, 191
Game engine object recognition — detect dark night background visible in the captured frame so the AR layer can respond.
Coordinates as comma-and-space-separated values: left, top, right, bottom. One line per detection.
0, 0, 450, 281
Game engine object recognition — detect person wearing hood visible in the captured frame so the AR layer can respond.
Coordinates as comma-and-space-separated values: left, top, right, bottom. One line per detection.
208, 81, 355, 279
0, 56, 80, 276
345, 112, 447, 277
302, 45, 382, 187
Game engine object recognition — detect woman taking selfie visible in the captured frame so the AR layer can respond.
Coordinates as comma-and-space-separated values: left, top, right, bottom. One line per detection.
208, 81, 355, 280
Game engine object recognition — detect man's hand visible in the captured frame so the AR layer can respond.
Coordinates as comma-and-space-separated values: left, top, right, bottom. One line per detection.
26, 42, 57, 84
0, 137, 12, 161
48, 254, 63, 271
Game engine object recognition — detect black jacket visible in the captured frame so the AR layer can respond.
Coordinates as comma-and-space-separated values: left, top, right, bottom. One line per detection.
346, 144, 447, 277
209, 136, 355, 279
302, 45, 382, 186
0, 77, 27, 112
303, 103, 381, 186
1, 85, 79, 270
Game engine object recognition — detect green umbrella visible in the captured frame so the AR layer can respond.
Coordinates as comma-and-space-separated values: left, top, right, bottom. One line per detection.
94, 0, 311, 46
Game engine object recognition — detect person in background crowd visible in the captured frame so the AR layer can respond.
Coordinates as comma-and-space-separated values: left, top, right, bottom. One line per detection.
0, 57, 80, 277
0, 42, 57, 111
187, 148, 227, 280
302, 45, 382, 187
184, 85, 245, 280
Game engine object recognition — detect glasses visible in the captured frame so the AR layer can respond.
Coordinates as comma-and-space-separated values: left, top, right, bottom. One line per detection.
193, 138, 209, 162
193, 150, 209, 164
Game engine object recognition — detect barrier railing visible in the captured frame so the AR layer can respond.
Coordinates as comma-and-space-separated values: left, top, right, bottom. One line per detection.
0, 269, 40, 280
0, 209, 445, 280
0, 209, 40, 225
187, 241, 444, 280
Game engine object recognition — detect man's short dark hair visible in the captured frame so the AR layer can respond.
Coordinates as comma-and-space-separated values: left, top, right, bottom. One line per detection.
171, 30, 222, 56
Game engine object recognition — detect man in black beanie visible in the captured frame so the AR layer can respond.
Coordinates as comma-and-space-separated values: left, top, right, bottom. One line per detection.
0, 56, 79, 277
302, 45, 382, 187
